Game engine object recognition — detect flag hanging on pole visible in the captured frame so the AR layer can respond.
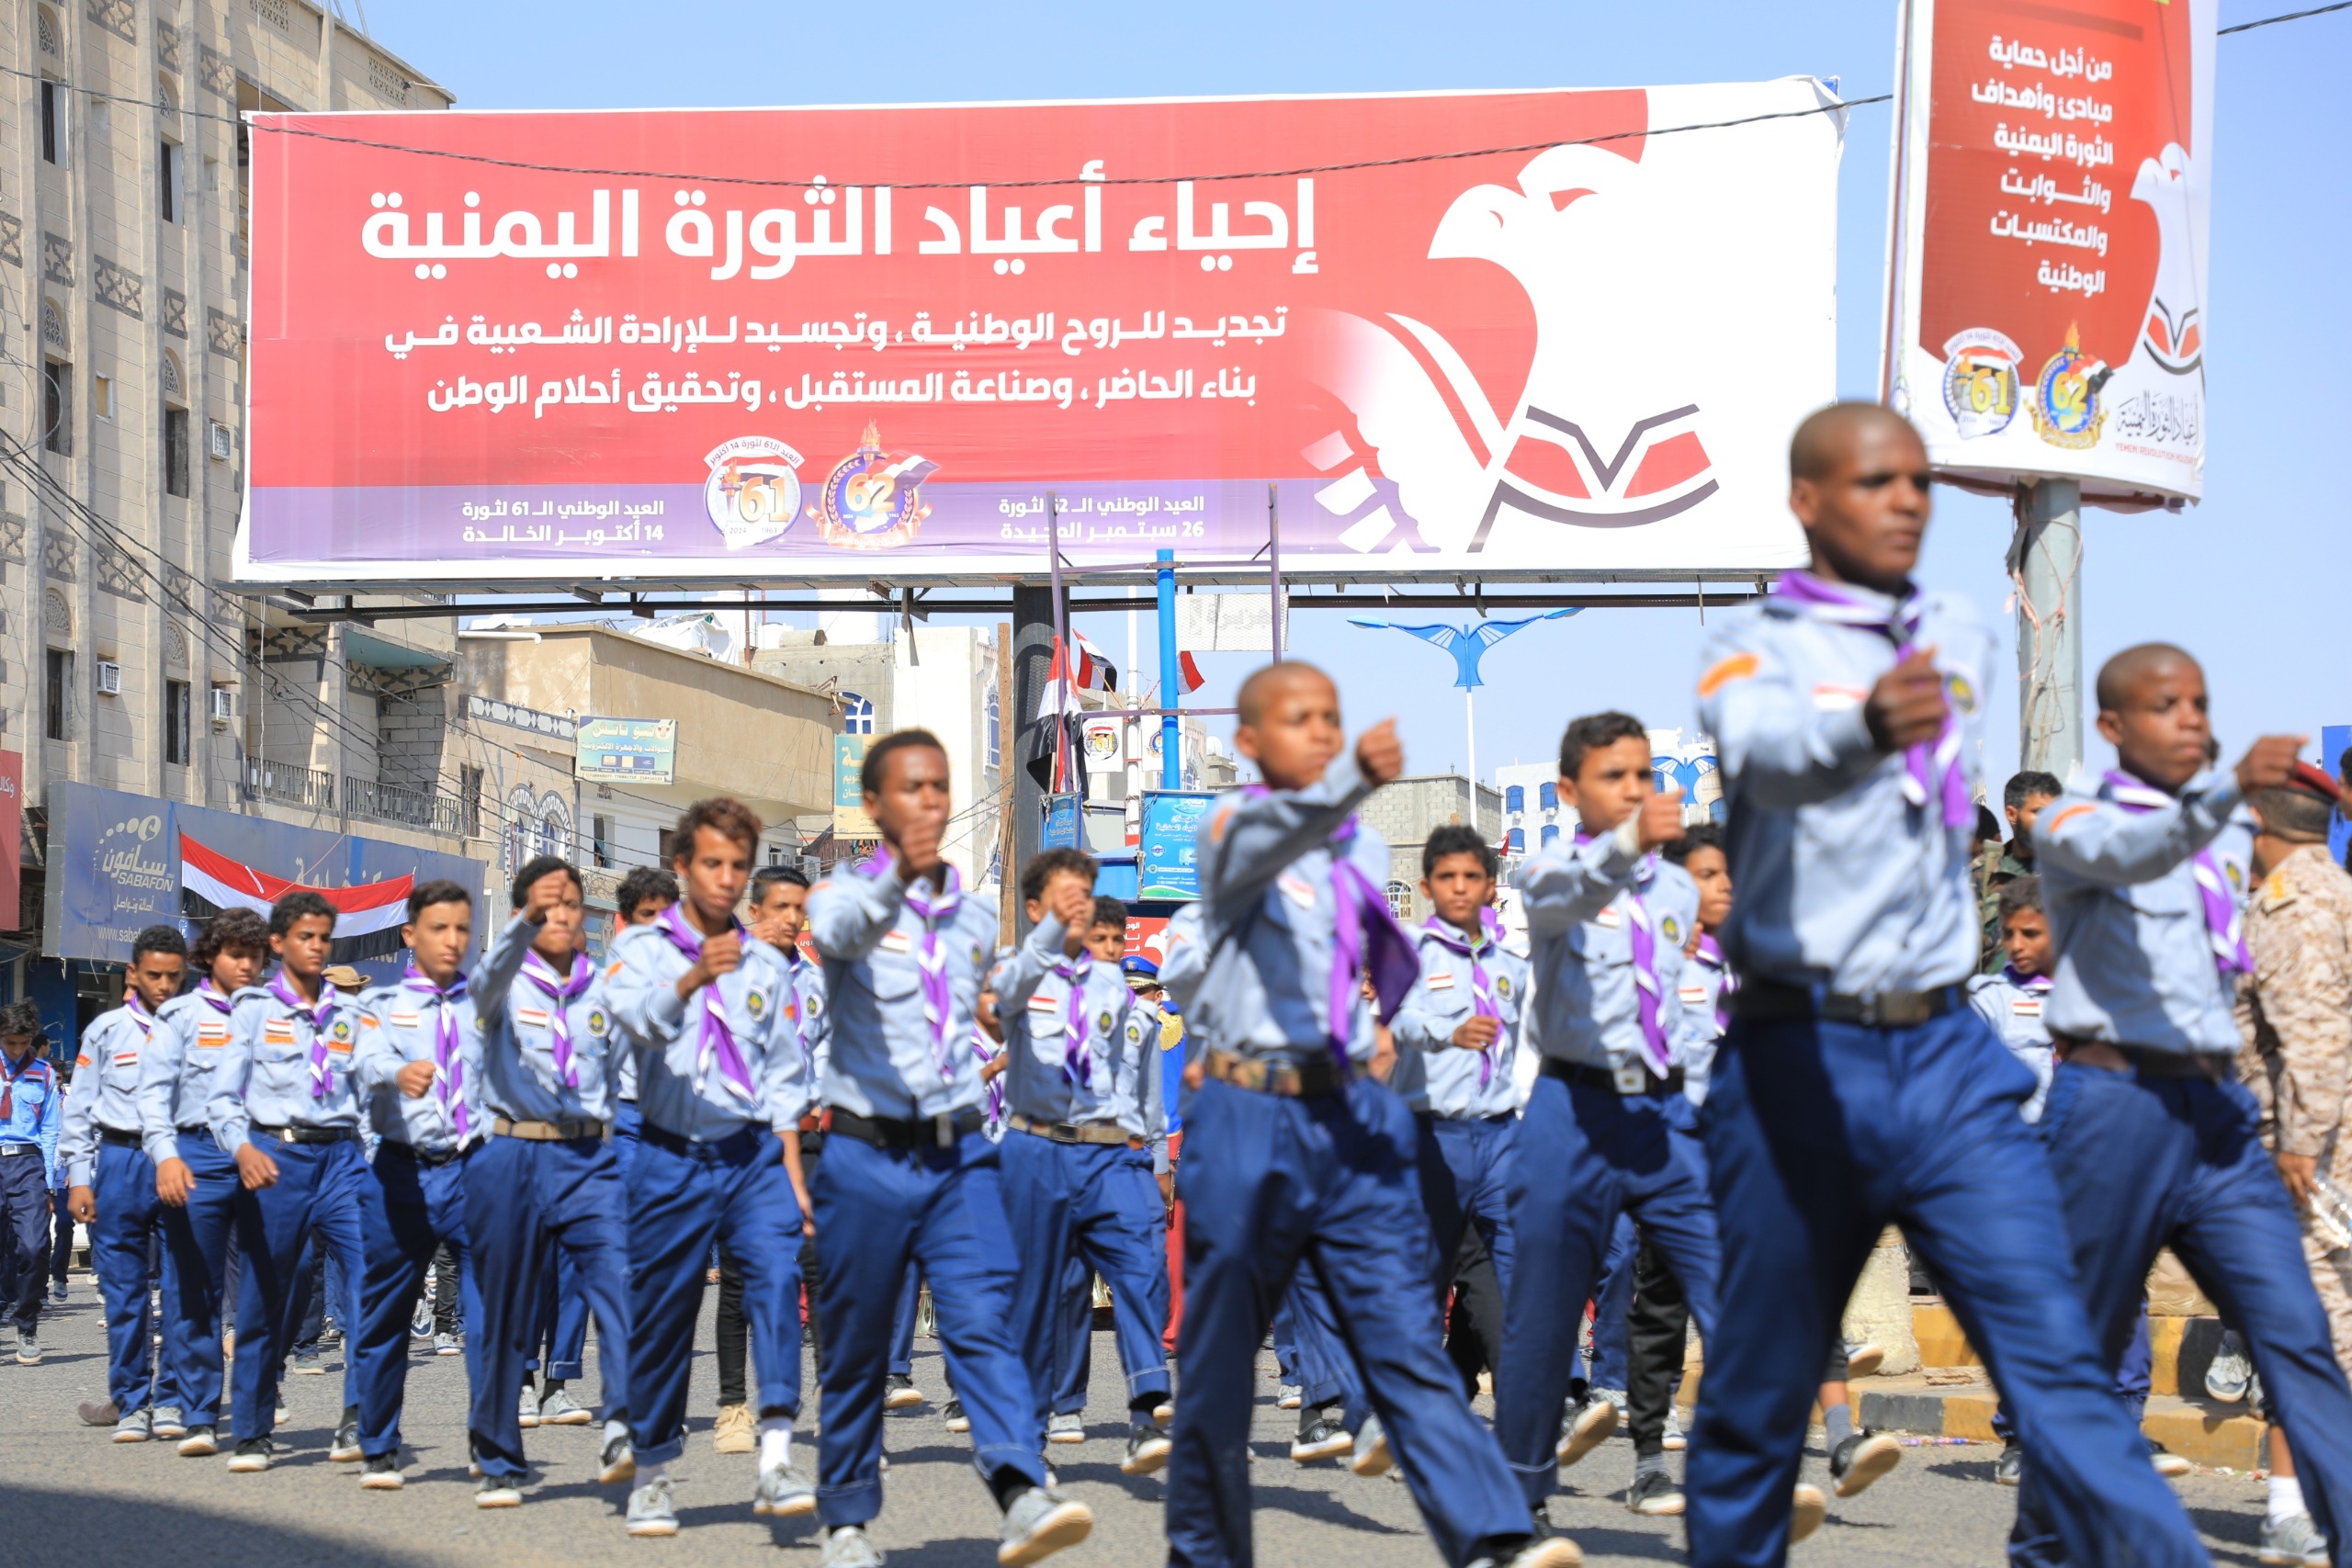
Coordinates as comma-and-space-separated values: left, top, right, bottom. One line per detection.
1177, 649, 1205, 694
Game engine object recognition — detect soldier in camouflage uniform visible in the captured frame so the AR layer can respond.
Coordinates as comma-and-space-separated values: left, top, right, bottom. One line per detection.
2236, 761, 2352, 1363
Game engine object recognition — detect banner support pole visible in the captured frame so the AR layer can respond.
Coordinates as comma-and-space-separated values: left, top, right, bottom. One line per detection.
2013, 476, 2084, 780
1157, 548, 1181, 790
1267, 484, 1283, 662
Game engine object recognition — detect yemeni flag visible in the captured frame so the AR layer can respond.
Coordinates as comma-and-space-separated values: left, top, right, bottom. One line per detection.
178, 832, 413, 961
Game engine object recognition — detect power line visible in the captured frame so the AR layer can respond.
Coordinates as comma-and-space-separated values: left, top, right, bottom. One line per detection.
2222, 1, 2350, 33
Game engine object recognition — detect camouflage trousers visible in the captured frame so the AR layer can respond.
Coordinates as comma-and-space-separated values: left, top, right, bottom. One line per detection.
2308, 1137, 2352, 1371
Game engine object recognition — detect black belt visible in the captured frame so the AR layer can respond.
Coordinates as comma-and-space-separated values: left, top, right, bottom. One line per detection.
379, 1139, 463, 1168
98, 1127, 143, 1149
251, 1123, 356, 1146
1736, 978, 1963, 1028
638, 1121, 779, 1157
1542, 1057, 1685, 1097
175, 1123, 209, 1137
2052, 1039, 2228, 1082
1204, 1049, 1351, 1098
828, 1107, 984, 1151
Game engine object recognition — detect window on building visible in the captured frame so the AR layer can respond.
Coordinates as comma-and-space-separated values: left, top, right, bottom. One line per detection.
1384, 880, 1413, 919
593, 814, 612, 869
984, 685, 1001, 770
841, 691, 875, 735
159, 139, 181, 222
43, 649, 69, 740
1540, 823, 1559, 849
538, 797, 571, 862
1538, 781, 1557, 811
458, 765, 483, 837
1506, 828, 1525, 854
164, 679, 191, 765
42, 360, 70, 455
1504, 784, 1524, 814
40, 80, 65, 166
91, 374, 112, 423
164, 406, 189, 498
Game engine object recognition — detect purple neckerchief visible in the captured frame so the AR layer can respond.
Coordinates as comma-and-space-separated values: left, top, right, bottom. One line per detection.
1577, 828, 1675, 1076
1242, 784, 1419, 1071
403, 965, 472, 1140
861, 848, 967, 1079
1772, 570, 1973, 830
973, 1027, 1005, 1124
655, 906, 759, 1110
2100, 770, 2254, 979
2002, 964, 2053, 995
1693, 932, 1737, 1033
520, 948, 592, 1090
124, 992, 154, 1041
1420, 916, 1506, 1089
267, 972, 340, 1100
1049, 952, 1096, 1089
197, 980, 236, 1016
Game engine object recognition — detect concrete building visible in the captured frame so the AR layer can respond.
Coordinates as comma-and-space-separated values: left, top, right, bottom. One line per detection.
2, 2, 457, 1022
1495, 761, 1565, 861
1359, 773, 1502, 922
458, 622, 837, 953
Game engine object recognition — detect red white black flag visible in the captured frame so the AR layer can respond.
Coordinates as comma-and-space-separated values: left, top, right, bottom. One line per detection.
178, 833, 413, 961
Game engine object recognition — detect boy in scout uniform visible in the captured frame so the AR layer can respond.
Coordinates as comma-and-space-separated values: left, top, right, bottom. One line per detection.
140, 908, 270, 1458
469, 855, 637, 1508
62, 925, 188, 1442
605, 865, 679, 1177
805, 729, 1091, 1568
0, 999, 60, 1368
348, 878, 486, 1492
605, 804, 812, 1537
2237, 760, 2352, 1565
1689, 403, 2202, 1568
991, 852, 1171, 1477
207, 891, 369, 1473
1969, 876, 2057, 1125
1168, 662, 1565, 1568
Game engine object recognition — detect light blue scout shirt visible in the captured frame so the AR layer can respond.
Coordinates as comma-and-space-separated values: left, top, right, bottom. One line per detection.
1519, 825, 1702, 1077
1696, 583, 1997, 993
605, 907, 808, 1140
2034, 767, 2255, 1056
804, 857, 999, 1122
60, 999, 162, 1185
470, 914, 614, 1126
207, 975, 364, 1152
0, 1044, 62, 1170
1967, 966, 2055, 1122
1388, 916, 1531, 1119
138, 982, 239, 1165
989, 914, 1167, 1170
783, 942, 831, 1091
352, 968, 482, 1156
1189, 759, 1396, 1064
1675, 934, 1735, 1108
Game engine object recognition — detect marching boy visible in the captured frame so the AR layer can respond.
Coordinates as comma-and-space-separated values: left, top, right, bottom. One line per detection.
992, 851, 1172, 1476
1167, 661, 1567, 1568
140, 908, 271, 1459
606, 806, 811, 1537
207, 891, 369, 1473
2018, 645, 2352, 1565
62, 926, 189, 1442
348, 878, 486, 1492
805, 728, 1092, 1568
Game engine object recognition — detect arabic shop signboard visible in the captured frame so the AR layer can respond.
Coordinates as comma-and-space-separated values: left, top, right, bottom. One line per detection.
833, 734, 877, 839
576, 716, 677, 784
237, 84, 1842, 586
1138, 790, 1216, 901
1885, 0, 2214, 504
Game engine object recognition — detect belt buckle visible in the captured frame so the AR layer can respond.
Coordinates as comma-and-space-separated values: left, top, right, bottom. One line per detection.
933, 1112, 955, 1149
1611, 1060, 1649, 1095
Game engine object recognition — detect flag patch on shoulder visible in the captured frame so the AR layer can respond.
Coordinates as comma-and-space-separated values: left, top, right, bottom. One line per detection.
1698, 651, 1759, 697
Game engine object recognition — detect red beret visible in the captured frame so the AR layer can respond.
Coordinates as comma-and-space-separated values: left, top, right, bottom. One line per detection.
2286, 761, 2343, 806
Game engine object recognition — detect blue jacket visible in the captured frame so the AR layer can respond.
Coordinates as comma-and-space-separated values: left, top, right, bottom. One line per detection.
0, 1047, 62, 1172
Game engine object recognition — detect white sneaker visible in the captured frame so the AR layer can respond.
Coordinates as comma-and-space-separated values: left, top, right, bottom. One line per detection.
998, 1486, 1092, 1568
1047, 1412, 1085, 1445
2206, 1329, 2252, 1403
1555, 1394, 1617, 1468
1661, 1405, 1686, 1452
627, 1475, 679, 1537
517, 1385, 540, 1428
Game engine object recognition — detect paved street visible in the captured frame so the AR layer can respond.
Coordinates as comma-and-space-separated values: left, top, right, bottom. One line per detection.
0, 1276, 2282, 1567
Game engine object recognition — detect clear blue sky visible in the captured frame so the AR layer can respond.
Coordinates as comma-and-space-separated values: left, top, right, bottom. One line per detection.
369, 0, 2348, 790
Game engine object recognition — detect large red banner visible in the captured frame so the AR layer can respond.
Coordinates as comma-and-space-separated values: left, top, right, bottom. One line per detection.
240, 84, 1841, 583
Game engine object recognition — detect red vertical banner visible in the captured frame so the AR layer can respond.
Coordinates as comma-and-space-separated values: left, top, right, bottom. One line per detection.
0, 752, 21, 931
1885, 0, 2215, 504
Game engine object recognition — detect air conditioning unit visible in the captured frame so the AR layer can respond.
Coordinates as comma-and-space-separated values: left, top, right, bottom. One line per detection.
207, 420, 232, 462
209, 685, 236, 724
96, 660, 122, 695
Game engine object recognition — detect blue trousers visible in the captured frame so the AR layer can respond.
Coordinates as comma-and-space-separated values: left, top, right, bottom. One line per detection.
1286, 1265, 1362, 1420
1687, 1005, 2201, 1568
1498, 1074, 1722, 1508
92, 1142, 179, 1414
888, 1267, 920, 1378
1993, 1308, 2154, 1442
228, 1135, 366, 1440
626, 1125, 798, 1465
1001, 1134, 1170, 1441
156, 1137, 239, 1425
354, 1146, 479, 1460
528, 1247, 590, 1379
1416, 1112, 1521, 1309
610, 1100, 642, 1174
2013, 1064, 2352, 1567
1169, 1077, 1528, 1568
811, 1127, 1041, 1529
1052, 1247, 1093, 1415
0, 1149, 50, 1332
467, 1131, 632, 1480
1585, 1213, 1637, 1392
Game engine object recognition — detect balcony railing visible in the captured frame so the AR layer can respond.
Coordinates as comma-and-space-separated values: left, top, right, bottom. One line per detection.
344, 775, 461, 836
243, 759, 335, 812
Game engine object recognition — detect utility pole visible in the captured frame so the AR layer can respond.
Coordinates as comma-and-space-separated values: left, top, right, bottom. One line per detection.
2012, 477, 2084, 779
1012, 582, 1057, 941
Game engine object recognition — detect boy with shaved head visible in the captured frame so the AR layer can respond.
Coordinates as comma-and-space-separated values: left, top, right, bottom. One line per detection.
1168, 660, 1569, 1568
2023, 644, 2352, 1568
1690, 402, 2204, 1568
